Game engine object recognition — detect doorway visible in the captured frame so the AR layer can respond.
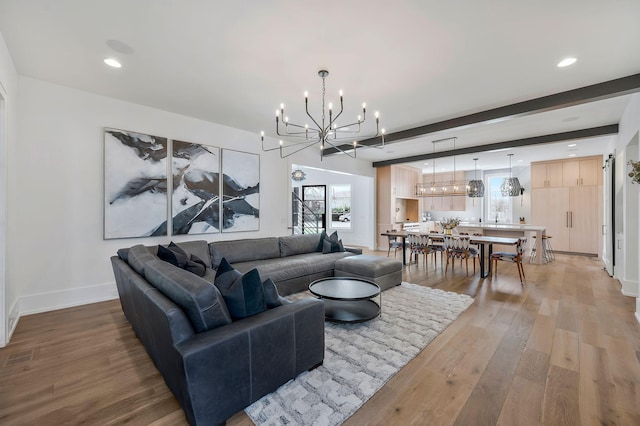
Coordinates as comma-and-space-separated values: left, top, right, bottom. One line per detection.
302, 185, 326, 233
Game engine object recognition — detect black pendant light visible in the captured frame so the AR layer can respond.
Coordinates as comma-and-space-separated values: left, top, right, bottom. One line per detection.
467, 158, 485, 198
500, 153, 521, 197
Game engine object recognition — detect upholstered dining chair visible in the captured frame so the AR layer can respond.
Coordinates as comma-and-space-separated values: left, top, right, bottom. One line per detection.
491, 237, 527, 283
386, 229, 403, 258
407, 234, 429, 268
427, 230, 446, 269
444, 236, 477, 276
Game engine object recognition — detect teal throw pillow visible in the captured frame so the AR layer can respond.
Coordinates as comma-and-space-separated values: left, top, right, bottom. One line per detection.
217, 268, 266, 320
263, 278, 290, 308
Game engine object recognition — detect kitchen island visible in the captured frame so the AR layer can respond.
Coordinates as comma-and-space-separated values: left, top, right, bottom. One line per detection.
457, 223, 547, 265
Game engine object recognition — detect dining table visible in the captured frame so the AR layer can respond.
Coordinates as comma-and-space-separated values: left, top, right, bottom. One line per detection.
380, 231, 519, 278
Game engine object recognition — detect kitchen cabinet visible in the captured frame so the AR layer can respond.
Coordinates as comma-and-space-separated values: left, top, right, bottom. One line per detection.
420, 170, 466, 211
562, 157, 600, 187
393, 165, 420, 198
531, 162, 563, 188
376, 165, 421, 249
531, 158, 600, 254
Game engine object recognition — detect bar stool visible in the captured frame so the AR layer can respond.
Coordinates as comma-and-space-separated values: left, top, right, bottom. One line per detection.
529, 235, 554, 263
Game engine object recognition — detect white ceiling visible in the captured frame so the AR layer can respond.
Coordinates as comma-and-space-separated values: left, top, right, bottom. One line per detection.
0, 1, 639, 170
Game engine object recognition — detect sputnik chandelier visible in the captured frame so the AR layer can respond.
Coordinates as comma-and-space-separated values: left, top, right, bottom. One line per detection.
261, 70, 385, 160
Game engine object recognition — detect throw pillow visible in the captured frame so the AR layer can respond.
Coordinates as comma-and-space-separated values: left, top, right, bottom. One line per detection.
322, 238, 345, 254
157, 242, 189, 268
263, 278, 290, 308
185, 254, 207, 277
217, 268, 267, 320
158, 243, 208, 277
316, 230, 328, 252
214, 257, 242, 293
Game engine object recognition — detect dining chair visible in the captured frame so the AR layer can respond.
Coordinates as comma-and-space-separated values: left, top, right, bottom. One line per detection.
407, 234, 429, 268
491, 237, 527, 283
444, 236, 477, 276
427, 230, 446, 269
386, 229, 403, 258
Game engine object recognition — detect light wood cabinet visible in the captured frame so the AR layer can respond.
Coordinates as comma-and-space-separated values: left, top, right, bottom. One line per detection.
376, 165, 421, 249
393, 165, 420, 198
562, 158, 601, 187
531, 162, 563, 188
420, 171, 466, 211
531, 155, 601, 254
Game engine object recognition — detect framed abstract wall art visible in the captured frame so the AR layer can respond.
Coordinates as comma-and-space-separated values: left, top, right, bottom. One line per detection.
104, 128, 168, 239
171, 140, 220, 235
221, 149, 260, 232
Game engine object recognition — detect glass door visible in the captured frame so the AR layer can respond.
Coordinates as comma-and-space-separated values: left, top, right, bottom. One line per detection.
302, 185, 326, 233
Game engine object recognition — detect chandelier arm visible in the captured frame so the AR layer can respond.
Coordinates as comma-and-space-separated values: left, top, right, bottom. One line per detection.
322, 139, 356, 159
304, 102, 322, 131
278, 140, 320, 159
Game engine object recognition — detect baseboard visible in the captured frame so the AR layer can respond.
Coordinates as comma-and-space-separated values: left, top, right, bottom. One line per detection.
0, 297, 20, 348
620, 278, 639, 298
20, 281, 119, 316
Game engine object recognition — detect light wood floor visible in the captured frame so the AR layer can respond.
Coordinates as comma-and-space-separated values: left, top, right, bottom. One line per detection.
1, 252, 639, 425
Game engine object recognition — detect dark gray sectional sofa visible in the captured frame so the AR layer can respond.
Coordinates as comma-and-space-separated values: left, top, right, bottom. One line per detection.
111, 233, 361, 425
209, 233, 361, 295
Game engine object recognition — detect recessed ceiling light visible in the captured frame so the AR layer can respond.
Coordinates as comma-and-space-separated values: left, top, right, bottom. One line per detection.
424, 162, 429, 165
568, 143, 577, 147
568, 153, 577, 157
517, 159, 523, 163
557, 57, 577, 68
104, 58, 122, 68
562, 116, 579, 122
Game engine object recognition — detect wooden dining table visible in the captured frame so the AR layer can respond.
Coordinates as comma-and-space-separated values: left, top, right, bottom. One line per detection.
380, 231, 519, 278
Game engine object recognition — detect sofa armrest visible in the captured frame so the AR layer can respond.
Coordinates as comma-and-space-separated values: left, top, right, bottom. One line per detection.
174, 298, 324, 425
344, 246, 363, 255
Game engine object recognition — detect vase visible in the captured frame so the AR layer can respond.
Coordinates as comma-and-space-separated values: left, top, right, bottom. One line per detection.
445, 228, 453, 235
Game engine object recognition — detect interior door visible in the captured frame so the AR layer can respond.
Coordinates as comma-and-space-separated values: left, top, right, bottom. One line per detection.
302, 185, 326, 233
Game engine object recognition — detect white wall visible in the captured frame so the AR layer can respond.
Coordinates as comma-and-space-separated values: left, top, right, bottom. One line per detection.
610, 93, 640, 321
0, 30, 18, 346
11, 76, 377, 319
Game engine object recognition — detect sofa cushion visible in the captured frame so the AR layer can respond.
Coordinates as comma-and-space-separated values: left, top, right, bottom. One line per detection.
279, 234, 323, 257
173, 240, 211, 267
144, 259, 232, 332
210, 238, 280, 269
233, 251, 355, 283
128, 245, 158, 276
216, 268, 267, 320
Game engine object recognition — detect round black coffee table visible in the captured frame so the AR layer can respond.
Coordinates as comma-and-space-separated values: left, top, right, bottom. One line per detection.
309, 277, 381, 323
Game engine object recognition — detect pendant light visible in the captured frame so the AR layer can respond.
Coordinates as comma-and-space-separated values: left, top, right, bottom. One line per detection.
467, 158, 485, 198
500, 153, 521, 197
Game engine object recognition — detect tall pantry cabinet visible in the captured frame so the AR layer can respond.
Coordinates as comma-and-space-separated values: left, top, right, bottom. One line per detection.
531, 156, 602, 254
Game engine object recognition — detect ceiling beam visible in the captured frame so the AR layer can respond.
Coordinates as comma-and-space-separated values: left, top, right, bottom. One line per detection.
371, 124, 618, 167
323, 73, 640, 156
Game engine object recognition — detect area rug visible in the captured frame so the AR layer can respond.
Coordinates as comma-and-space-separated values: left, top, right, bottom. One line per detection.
245, 282, 474, 425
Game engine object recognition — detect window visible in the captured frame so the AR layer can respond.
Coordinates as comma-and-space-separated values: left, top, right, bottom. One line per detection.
329, 184, 351, 229
486, 174, 512, 223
